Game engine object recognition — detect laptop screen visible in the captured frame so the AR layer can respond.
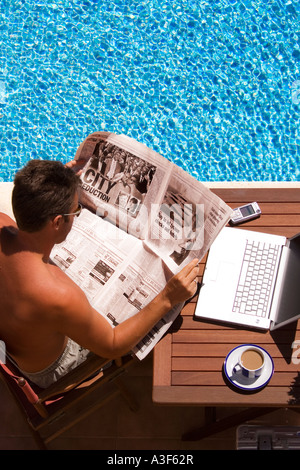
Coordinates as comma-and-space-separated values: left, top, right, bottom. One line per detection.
271, 233, 300, 329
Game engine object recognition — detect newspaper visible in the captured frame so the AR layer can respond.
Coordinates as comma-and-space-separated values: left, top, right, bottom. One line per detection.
50, 132, 233, 359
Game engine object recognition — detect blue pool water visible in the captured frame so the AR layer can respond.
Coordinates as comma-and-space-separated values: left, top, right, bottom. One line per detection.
0, 0, 299, 182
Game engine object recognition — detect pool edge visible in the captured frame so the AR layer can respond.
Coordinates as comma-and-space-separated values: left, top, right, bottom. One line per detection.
1, 181, 299, 220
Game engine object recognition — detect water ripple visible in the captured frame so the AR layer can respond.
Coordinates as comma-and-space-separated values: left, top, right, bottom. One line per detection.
0, 0, 299, 182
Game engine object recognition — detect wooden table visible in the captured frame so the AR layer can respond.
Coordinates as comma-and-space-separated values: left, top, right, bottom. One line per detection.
153, 186, 300, 440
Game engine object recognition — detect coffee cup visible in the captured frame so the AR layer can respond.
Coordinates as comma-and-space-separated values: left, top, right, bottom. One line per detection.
233, 346, 265, 379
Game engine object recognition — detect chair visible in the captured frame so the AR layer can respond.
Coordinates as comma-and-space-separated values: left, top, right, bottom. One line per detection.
0, 352, 139, 449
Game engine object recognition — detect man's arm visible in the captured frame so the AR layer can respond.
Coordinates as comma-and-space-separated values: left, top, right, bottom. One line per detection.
50, 258, 199, 359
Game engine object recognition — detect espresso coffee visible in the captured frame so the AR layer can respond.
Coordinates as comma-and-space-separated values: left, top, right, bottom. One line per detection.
241, 349, 264, 370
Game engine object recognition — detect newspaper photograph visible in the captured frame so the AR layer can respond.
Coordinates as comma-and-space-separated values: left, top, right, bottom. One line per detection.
147, 165, 233, 272
76, 132, 171, 239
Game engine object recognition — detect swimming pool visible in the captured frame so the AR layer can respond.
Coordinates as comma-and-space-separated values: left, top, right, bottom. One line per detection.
0, 0, 299, 182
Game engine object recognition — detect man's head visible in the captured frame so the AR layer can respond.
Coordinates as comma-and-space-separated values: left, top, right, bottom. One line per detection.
12, 160, 80, 232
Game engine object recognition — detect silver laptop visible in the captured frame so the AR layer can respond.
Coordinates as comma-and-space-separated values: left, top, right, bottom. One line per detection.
195, 227, 300, 330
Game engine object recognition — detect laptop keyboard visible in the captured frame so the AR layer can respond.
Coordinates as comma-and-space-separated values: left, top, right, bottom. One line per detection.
233, 239, 281, 317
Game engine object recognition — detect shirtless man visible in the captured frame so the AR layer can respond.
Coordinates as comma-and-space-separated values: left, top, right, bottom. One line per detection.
0, 160, 199, 387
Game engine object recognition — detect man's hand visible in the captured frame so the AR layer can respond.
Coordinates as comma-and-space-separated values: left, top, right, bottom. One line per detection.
162, 258, 199, 308
65, 158, 86, 175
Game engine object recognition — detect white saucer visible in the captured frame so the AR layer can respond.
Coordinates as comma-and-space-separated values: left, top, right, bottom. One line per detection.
224, 344, 274, 391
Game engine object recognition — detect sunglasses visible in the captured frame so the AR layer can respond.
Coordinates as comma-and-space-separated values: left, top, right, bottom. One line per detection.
62, 203, 82, 217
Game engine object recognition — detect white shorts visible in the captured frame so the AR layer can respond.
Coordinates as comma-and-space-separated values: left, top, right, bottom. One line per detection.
19, 338, 90, 388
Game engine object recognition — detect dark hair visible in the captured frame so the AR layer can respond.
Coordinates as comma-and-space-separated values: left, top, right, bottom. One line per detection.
12, 160, 80, 232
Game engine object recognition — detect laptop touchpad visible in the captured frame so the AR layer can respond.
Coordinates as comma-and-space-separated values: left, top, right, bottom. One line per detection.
208, 261, 235, 282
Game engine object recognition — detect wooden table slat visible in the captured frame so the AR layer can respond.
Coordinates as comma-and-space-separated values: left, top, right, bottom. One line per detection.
212, 187, 300, 203
172, 356, 300, 372
171, 371, 298, 387
172, 343, 296, 359
152, 385, 300, 406
172, 329, 299, 345
152, 333, 172, 387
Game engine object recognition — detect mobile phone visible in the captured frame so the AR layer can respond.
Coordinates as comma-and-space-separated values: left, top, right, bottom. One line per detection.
230, 202, 261, 225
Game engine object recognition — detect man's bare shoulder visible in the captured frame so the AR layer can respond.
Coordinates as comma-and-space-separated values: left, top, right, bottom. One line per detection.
34, 263, 98, 342
43, 263, 91, 319
0, 212, 16, 228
